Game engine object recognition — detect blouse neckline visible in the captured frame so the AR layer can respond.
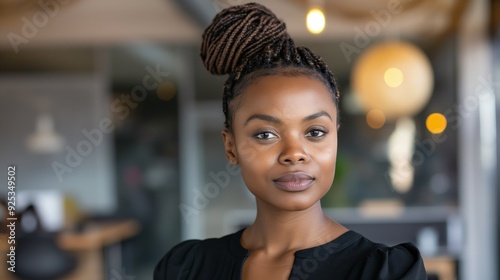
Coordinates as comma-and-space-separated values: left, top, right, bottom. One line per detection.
228, 228, 363, 259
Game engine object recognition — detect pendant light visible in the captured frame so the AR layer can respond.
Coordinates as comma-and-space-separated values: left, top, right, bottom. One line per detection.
26, 113, 65, 154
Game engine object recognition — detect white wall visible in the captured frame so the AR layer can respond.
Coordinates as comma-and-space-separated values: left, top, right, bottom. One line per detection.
0, 75, 116, 214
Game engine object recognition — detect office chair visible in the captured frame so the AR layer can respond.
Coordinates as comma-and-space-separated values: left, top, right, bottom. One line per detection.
12, 204, 77, 280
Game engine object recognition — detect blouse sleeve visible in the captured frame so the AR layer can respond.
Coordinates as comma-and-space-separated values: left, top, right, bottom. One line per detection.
357, 243, 427, 280
153, 240, 200, 280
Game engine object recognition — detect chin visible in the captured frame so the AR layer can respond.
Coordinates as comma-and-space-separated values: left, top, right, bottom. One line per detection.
270, 195, 322, 211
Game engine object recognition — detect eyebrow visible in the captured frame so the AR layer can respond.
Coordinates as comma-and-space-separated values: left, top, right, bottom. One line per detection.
244, 111, 332, 127
244, 114, 281, 126
303, 111, 333, 122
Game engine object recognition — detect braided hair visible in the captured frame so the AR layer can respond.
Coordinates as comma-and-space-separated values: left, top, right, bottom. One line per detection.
200, 2, 340, 131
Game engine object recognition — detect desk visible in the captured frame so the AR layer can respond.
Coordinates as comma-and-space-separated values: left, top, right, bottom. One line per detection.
424, 256, 457, 280
0, 220, 140, 280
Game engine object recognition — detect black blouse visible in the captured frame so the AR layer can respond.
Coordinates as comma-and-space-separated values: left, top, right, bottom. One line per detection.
154, 229, 427, 280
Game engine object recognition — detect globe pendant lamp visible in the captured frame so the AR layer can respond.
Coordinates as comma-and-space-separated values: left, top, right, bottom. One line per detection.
351, 41, 434, 121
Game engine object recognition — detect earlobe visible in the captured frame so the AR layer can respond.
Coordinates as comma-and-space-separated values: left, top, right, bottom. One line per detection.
221, 130, 238, 165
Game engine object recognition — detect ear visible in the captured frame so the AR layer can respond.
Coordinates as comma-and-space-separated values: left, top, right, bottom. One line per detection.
222, 129, 238, 165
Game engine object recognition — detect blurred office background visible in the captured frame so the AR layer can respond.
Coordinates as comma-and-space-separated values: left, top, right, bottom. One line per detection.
0, 0, 498, 279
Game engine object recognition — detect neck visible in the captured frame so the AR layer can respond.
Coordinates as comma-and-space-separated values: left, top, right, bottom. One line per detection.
242, 201, 346, 256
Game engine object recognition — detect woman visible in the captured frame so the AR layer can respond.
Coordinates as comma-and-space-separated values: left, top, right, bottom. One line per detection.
155, 3, 427, 279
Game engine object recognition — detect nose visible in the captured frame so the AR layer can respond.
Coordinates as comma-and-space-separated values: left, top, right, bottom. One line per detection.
278, 136, 309, 165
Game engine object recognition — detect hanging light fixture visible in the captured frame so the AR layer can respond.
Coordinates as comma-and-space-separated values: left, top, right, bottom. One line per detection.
351, 41, 434, 122
351, 41, 434, 193
26, 113, 65, 154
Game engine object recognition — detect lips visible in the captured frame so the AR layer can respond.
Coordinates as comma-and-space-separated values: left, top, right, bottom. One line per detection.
273, 172, 315, 192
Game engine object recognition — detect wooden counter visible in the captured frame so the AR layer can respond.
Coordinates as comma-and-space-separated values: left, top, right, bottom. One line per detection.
0, 220, 140, 280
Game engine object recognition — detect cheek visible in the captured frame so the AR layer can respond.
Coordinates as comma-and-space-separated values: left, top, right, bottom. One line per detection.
238, 156, 268, 196
234, 139, 260, 164
316, 154, 337, 180
235, 136, 281, 163
314, 138, 338, 164
235, 140, 276, 185
313, 143, 337, 190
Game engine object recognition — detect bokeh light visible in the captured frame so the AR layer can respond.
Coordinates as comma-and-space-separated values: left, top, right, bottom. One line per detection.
351, 41, 434, 120
156, 81, 176, 101
366, 109, 386, 129
426, 113, 447, 134
306, 8, 325, 34
384, 67, 404, 88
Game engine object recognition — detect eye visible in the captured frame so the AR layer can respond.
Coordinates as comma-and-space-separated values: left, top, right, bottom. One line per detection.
306, 129, 326, 138
253, 131, 278, 140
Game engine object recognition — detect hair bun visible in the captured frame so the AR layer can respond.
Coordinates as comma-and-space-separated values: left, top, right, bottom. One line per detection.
200, 2, 289, 75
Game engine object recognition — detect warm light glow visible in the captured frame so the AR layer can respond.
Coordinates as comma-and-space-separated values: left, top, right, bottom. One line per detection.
384, 67, 404, 88
306, 8, 325, 34
351, 41, 434, 120
156, 81, 176, 101
426, 113, 447, 134
366, 109, 386, 129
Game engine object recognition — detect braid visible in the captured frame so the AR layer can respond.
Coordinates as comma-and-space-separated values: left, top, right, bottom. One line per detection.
200, 3, 340, 130
201, 3, 288, 75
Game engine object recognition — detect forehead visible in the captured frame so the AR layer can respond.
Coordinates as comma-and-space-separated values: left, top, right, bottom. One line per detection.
234, 75, 337, 122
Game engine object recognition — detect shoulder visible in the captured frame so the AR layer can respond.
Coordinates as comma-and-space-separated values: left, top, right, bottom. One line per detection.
153, 231, 241, 280
357, 241, 428, 280
153, 239, 201, 280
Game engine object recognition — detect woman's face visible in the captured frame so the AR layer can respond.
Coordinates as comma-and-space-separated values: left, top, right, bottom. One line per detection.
222, 75, 338, 211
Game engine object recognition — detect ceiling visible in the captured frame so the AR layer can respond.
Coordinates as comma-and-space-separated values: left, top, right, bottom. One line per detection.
0, 0, 200, 49
0, 0, 476, 50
